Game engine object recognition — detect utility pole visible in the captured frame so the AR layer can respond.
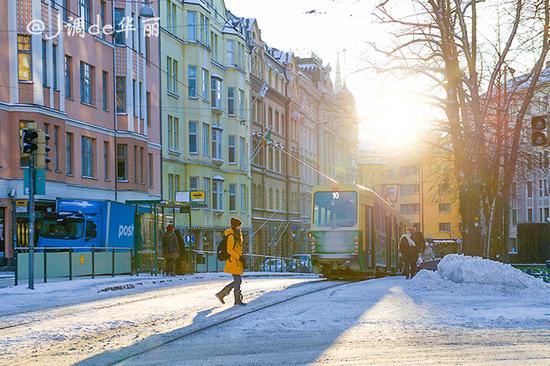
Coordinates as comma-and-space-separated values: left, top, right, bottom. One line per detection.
28, 153, 35, 290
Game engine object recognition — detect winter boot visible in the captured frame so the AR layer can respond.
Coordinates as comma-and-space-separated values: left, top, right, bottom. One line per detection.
215, 291, 226, 304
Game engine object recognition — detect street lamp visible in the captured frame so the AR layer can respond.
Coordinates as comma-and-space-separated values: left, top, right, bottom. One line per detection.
139, 1, 155, 18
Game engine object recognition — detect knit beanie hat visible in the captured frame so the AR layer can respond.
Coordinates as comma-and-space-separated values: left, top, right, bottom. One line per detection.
231, 217, 242, 229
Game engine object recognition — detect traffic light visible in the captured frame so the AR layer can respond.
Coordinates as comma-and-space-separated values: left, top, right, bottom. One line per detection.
36, 129, 51, 168
531, 115, 548, 147
21, 128, 39, 157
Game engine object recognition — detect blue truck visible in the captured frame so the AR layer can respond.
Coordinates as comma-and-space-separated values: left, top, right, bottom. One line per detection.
38, 199, 136, 249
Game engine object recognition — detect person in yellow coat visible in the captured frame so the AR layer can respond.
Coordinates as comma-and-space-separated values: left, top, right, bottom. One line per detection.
215, 217, 246, 306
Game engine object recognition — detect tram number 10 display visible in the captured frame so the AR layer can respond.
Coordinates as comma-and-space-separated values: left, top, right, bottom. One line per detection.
332, 192, 340, 199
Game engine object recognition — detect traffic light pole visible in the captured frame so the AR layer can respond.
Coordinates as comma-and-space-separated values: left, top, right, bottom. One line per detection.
28, 154, 35, 290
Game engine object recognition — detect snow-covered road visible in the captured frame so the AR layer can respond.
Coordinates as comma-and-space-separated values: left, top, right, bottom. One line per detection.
2, 256, 550, 366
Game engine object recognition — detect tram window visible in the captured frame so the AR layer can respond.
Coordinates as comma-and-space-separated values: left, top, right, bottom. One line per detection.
313, 191, 357, 227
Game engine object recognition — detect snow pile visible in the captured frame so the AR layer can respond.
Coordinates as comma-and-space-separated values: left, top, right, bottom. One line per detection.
408, 254, 550, 296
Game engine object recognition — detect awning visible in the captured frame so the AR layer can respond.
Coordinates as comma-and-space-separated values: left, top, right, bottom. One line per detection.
213, 175, 225, 181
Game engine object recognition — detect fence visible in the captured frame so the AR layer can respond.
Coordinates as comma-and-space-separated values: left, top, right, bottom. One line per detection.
194, 250, 312, 274
15, 247, 133, 285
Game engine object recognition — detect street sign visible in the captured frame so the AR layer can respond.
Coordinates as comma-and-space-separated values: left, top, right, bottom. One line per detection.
185, 234, 195, 245
16, 200, 27, 213
175, 191, 190, 203
190, 191, 206, 202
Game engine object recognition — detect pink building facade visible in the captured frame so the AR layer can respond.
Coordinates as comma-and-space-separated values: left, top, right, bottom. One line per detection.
0, 0, 161, 265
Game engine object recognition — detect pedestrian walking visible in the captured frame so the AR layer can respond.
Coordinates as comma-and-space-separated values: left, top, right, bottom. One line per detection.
399, 227, 417, 279
215, 217, 246, 306
161, 224, 179, 276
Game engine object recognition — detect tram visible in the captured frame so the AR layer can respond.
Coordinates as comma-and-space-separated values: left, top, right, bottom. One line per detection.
309, 184, 408, 279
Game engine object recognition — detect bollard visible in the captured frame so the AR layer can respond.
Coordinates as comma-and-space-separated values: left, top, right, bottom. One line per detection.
112, 249, 115, 277
69, 248, 73, 281
206, 253, 209, 273
91, 248, 95, 279
43, 249, 47, 283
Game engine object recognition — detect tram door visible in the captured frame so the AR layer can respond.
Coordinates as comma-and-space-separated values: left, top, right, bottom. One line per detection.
364, 205, 373, 268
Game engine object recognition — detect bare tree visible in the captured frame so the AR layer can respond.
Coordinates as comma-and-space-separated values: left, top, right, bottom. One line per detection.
370, 0, 550, 256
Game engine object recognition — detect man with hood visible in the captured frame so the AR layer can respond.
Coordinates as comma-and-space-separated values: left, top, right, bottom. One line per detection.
215, 217, 246, 306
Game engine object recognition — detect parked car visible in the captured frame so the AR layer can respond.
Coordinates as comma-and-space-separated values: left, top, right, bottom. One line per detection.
261, 258, 294, 272
292, 254, 312, 272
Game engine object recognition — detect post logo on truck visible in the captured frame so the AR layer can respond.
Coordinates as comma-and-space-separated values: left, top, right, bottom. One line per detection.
118, 225, 134, 238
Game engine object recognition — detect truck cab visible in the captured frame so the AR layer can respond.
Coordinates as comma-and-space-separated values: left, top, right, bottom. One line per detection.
38, 200, 101, 248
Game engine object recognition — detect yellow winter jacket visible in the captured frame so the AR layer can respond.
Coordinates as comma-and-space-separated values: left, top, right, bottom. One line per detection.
223, 228, 244, 275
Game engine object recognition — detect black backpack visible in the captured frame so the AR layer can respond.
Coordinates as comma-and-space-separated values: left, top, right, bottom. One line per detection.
217, 233, 233, 261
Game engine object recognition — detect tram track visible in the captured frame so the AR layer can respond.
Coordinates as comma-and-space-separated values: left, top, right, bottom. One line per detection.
107, 279, 367, 366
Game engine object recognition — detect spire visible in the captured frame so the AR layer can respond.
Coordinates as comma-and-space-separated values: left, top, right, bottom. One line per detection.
335, 51, 343, 92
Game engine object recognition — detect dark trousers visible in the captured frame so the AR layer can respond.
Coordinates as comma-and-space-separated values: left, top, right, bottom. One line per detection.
403, 257, 417, 279
165, 258, 176, 275
220, 274, 242, 303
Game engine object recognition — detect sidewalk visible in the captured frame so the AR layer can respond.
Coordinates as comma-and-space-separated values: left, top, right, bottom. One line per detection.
0, 272, 319, 316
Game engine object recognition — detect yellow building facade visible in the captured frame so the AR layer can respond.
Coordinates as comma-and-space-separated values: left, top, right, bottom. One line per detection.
359, 149, 462, 245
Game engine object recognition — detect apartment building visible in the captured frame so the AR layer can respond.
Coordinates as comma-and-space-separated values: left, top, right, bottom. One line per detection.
0, 0, 161, 265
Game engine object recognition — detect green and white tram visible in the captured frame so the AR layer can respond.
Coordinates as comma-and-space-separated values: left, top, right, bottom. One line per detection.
310, 184, 408, 279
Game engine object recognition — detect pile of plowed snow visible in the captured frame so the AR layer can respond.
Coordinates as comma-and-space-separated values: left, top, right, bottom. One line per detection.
408, 254, 550, 296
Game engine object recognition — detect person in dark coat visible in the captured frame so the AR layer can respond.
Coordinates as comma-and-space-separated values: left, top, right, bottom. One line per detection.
174, 229, 187, 274
161, 224, 179, 275
215, 217, 246, 306
399, 227, 417, 279
410, 226, 424, 276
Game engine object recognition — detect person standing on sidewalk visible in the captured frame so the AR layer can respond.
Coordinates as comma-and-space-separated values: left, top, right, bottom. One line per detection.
161, 225, 179, 276
215, 217, 246, 306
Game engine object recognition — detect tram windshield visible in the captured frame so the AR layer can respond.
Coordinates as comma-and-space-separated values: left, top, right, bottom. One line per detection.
313, 191, 357, 228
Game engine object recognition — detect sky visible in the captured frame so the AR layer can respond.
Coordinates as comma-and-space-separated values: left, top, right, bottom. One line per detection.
224, 0, 430, 150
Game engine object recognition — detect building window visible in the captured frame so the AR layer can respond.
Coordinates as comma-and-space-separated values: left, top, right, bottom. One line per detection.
439, 203, 451, 213
167, 0, 176, 32
80, 62, 93, 105
168, 174, 174, 201
189, 121, 198, 154
401, 184, 419, 195
540, 179, 544, 197
201, 68, 209, 100
239, 89, 245, 119
66, 132, 73, 175
211, 128, 222, 159
104, 141, 110, 180
400, 203, 420, 214
227, 40, 235, 66
211, 77, 222, 109
511, 209, 517, 226
116, 76, 126, 113
545, 207, 549, 223
102, 71, 108, 111
148, 153, 154, 188
63, 0, 69, 21
146, 91, 151, 127
132, 79, 137, 116
188, 65, 197, 98
239, 136, 246, 165
52, 45, 58, 89
528, 208, 533, 222
240, 184, 247, 213
213, 179, 224, 210
81, 136, 94, 177
400, 165, 419, 176
114, 8, 125, 44
228, 135, 236, 163
190, 176, 199, 191
100, 1, 106, 39
203, 178, 211, 207
117, 144, 127, 181
202, 123, 210, 157
53, 126, 59, 171
527, 181, 533, 198
44, 124, 51, 170
168, 115, 179, 151
64, 55, 72, 98
439, 223, 451, 232
187, 11, 197, 41
167, 56, 178, 94
42, 40, 48, 87
140, 147, 144, 183
79, 0, 91, 25
18, 35, 32, 81
229, 184, 237, 212
133, 145, 138, 183
227, 87, 236, 115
